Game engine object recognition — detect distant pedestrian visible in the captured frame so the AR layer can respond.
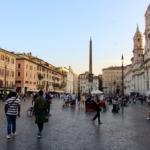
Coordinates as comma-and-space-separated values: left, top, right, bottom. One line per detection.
80, 95, 85, 107
45, 92, 52, 115
33, 90, 48, 138
78, 93, 81, 104
133, 96, 136, 104
4, 91, 21, 139
92, 95, 102, 125
146, 95, 150, 120
32, 93, 38, 105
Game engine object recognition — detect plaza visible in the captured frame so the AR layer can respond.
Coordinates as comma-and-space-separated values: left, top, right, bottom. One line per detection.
0, 98, 150, 150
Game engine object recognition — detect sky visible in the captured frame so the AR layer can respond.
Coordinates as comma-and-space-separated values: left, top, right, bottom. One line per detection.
0, 0, 150, 75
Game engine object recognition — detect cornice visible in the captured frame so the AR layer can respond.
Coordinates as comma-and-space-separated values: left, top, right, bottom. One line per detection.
0, 48, 17, 57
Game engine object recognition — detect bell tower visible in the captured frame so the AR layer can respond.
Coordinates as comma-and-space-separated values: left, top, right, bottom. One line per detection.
144, 4, 150, 92
133, 25, 144, 64
145, 4, 150, 58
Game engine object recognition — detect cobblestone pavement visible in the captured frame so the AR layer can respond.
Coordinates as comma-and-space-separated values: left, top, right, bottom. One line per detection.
0, 98, 150, 150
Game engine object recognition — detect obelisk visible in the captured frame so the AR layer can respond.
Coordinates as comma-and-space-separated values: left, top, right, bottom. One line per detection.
89, 37, 92, 74
89, 37, 93, 94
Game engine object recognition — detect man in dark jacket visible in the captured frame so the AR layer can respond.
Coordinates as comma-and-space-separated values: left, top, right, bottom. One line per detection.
45, 92, 52, 115
92, 95, 102, 125
34, 90, 48, 138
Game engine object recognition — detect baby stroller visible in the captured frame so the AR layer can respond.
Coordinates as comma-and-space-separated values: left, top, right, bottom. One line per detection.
70, 100, 76, 106
112, 100, 120, 113
62, 95, 70, 108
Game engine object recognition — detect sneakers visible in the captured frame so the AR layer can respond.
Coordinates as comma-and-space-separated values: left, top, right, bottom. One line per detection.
37, 132, 42, 138
98, 122, 103, 125
6, 135, 11, 139
12, 132, 17, 137
146, 117, 150, 120
6, 132, 17, 139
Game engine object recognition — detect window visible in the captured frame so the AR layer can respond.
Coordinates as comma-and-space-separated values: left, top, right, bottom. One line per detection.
12, 71, 14, 77
5, 56, 10, 63
18, 72, 20, 77
16, 80, 21, 83
6, 70, 9, 77
37, 66, 40, 70
0, 80, 3, 87
147, 82, 149, 90
6, 81, 8, 86
30, 66, 33, 70
11, 58, 14, 64
1, 69, 4, 76
18, 64, 21, 68
1, 55, 4, 61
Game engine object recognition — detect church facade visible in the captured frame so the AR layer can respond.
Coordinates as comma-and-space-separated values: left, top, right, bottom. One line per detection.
124, 4, 150, 96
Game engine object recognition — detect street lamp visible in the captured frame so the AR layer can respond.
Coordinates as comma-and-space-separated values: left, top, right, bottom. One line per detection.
4, 54, 8, 97
121, 54, 124, 106
4, 64, 7, 97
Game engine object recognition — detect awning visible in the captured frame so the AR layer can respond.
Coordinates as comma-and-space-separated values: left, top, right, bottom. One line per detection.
91, 90, 103, 95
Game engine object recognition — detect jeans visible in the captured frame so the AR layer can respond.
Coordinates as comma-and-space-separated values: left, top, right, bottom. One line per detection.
6, 115, 17, 135
37, 123, 44, 133
93, 111, 101, 124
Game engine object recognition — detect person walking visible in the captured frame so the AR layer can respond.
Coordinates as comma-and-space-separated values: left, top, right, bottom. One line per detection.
45, 92, 52, 115
4, 91, 21, 139
34, 90, 48, 138
146, 95, 150, 120
92, 95, 102, 125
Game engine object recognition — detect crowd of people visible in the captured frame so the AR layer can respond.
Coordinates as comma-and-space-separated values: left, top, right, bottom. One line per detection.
3, 90, 150, 140
4, 90, 53, 139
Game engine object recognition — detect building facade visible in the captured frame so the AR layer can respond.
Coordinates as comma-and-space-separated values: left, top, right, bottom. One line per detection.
79, 72, 90, 94
16, 53, 65, 94
102, 66, 122, 95
79, 72, 99, 94
0, 48, 16, 93
73, 73, 78, 94
124, 4, 150, 96
16, 54, 37, 93
66, 66, 74, 93
56, 66, 78, 94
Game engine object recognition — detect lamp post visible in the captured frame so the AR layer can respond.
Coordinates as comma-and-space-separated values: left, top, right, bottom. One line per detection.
121, 54, 124, 107
4, 64, 7, 97
4, 53, 8, 97
53, 78, 56, 92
